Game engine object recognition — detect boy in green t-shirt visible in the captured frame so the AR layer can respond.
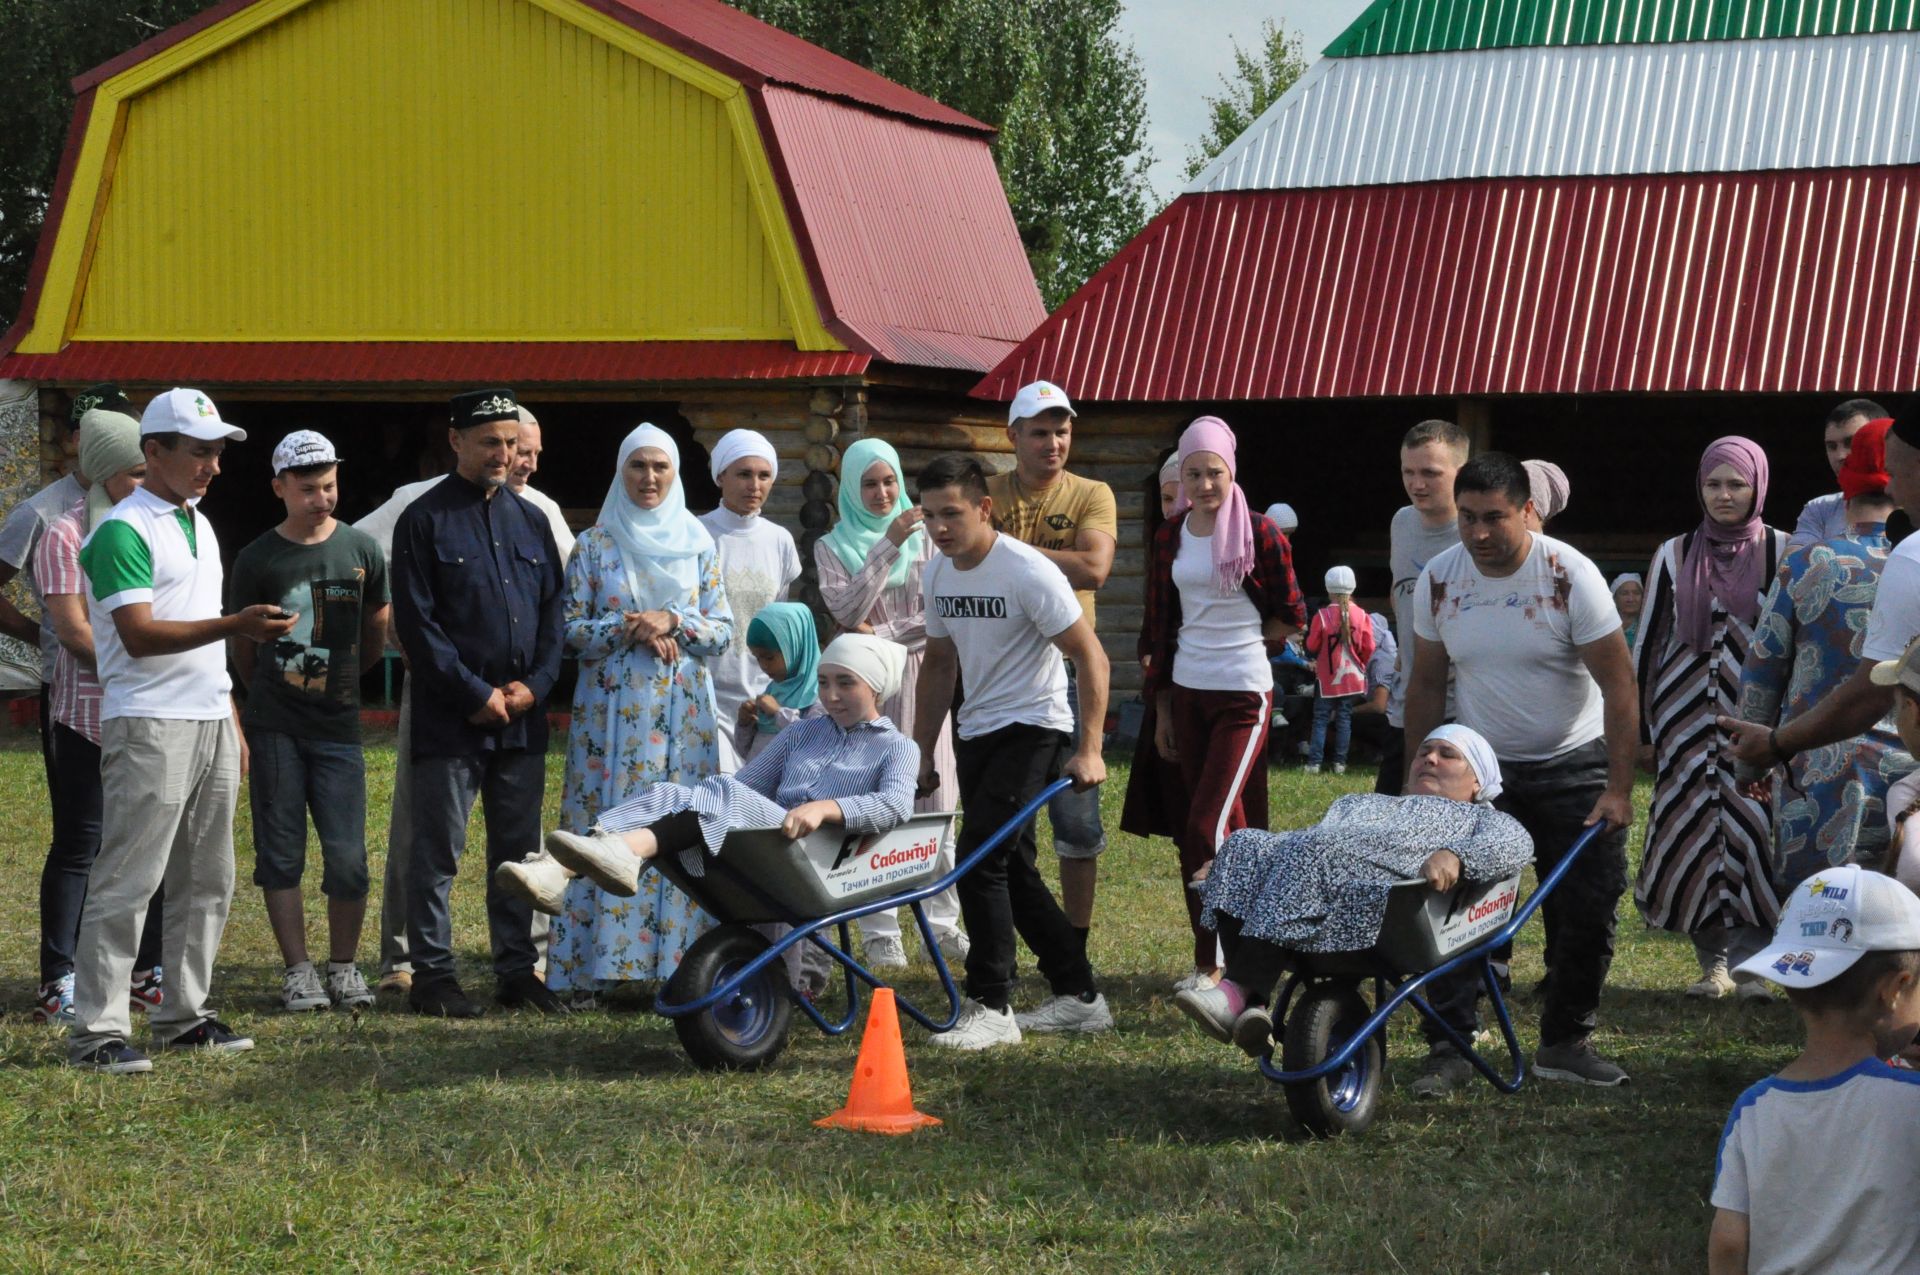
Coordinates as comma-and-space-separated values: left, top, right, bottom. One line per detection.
228, 432, 390, 1012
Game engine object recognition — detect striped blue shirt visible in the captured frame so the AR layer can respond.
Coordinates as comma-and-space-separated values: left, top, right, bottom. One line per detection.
598, 715, 919, 871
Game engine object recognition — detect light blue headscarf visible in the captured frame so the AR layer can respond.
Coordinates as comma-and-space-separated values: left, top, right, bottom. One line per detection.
745, 602, 820, 726
822, 437, 920, 590
597, 424, 713, 611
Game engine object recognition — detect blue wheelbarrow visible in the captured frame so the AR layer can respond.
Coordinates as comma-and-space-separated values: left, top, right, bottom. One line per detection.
1254, 822, 1607, 1136
649, 778, 1078, 1071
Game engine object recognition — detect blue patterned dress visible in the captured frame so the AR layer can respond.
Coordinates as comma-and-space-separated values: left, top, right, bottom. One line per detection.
546, 527, 734, 990
1738, 524, 1911, 885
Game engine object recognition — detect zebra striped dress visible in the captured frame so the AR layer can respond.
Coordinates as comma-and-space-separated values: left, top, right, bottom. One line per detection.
1633, 530, 1788, 935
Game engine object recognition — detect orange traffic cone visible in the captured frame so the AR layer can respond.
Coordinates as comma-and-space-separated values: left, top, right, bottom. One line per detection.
815, 987, 942, 1135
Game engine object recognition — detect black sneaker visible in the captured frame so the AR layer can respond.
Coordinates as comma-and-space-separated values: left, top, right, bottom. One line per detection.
71, 1039, 153, 1074
409, 976, 485, 1019
495, 971, 570, 1015
1409, 1045, 1475, 1098
164, 1018, 254, 1052
1532, 1039, 1629, 1087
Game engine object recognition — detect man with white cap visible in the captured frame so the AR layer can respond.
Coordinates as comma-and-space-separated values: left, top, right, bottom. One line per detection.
228, 430, 389, 1013
353, 402, 572, 996
1709, 864, 1920, 1275
986, 380, 1116, 953
698, 428, 801, 772
69, 388, 296, 1072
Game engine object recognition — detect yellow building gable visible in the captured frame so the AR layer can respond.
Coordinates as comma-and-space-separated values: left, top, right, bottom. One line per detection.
15, 0, 842, 353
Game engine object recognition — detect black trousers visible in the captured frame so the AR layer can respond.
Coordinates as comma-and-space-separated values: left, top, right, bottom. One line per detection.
1214, 913, 1290, 1005
953, 724, 1095, 1010
1371, 726, 1405, 796
1422, 739, 1629, 1049
42, 720, 162, 982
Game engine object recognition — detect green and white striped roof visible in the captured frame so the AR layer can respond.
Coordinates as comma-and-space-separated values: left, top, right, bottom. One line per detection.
1188, 0, 1920, 193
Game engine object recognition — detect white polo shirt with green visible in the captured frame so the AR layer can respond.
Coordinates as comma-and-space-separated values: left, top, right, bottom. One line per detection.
79, 486, 230, 721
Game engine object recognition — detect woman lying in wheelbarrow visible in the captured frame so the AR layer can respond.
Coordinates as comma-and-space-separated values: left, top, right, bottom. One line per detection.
501, 632, 918, 917
1174, 724, 1533, 1055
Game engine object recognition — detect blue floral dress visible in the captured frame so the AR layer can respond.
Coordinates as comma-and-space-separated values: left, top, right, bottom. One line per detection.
546, 527, 733, 990
1739, 525, 1912, 884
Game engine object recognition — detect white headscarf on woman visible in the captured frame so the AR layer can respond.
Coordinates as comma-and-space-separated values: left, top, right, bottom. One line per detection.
598, 424, 713, 611
708, 428, 778, 484
1423, 723, 1504, 804
820, 633, 907, 705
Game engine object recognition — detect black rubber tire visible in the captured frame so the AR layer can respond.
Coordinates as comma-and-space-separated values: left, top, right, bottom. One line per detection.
1280, 982, 1383, 1137
667, 924, 793, 1072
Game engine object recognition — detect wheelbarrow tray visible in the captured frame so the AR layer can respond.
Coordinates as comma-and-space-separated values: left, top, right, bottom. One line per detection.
1299, 871, 1524, 980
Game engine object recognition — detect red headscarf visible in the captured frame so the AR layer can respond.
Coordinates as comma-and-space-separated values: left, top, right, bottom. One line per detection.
1839, 418, 1894, 501
1676, 436, 1770, 654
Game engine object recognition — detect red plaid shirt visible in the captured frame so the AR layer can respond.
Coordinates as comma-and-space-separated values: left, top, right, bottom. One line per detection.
1140, 511, 1306, 696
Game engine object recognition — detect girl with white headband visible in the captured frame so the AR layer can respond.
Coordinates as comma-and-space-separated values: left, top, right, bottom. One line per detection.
699, 428, 802, 773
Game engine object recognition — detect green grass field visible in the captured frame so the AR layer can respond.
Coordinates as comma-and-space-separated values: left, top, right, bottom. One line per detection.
0, 734, 1793, 1272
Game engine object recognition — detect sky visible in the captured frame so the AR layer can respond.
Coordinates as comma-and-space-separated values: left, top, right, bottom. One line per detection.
1119, 0, 1372, 201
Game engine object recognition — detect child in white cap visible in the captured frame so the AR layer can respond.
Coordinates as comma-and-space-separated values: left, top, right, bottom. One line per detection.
1709, 864, 1920, 1274
1303, 566, 1373, 775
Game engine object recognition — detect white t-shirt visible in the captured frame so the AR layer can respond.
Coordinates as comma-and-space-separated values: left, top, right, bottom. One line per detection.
1388, 504, 1461, 726
924, 535, 1078, 740
1412, 533, 1619, 762
1170, 523, 1272, 693
699, 506, 802, 772
1863, 535, 1920, 662
1712, 1058, 1920, 1275
1888, 770, 1920, 892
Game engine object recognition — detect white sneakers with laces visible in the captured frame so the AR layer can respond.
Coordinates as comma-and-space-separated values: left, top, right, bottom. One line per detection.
282, 962, 330, 1013
1015, 992, 1114, 1035
496, 852, 571, 916
863, 935, 909, 969
928, 998, 1022, 1050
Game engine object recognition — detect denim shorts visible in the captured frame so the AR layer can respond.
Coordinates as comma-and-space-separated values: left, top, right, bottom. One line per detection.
247, 728, 370, 898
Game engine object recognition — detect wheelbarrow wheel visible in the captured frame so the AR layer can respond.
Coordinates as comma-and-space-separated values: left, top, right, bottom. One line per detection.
667, 924, 793, 1072
1280, 983, 1383, 1137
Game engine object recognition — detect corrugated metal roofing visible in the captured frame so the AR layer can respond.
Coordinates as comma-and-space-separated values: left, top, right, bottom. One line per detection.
973, 170, 1920, 403
0, 341, 871, 386
1325, 0, 1920, 57
758, 87, 1046, 373
1193, 32, 1920, 193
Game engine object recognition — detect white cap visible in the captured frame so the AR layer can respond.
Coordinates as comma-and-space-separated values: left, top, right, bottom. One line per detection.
1008, 380, 1075, 426
140, 387, 246, 442
1324, 565, 1356, 594
1266, 502, 1298, 532
1869, 635, 1920, 697
272, 430, 339, 474
1736, 865, 1920, 988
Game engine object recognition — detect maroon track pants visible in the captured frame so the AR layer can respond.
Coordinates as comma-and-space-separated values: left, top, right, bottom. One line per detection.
1169, 685, 1272, 969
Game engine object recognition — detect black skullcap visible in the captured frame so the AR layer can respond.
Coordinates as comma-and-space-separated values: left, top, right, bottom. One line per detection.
449, 388, 519, 428
69, 383, 133, 431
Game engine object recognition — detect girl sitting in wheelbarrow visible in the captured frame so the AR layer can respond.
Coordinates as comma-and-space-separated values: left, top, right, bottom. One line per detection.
1174, 724, 1533, 1056
529, 632, 920, 900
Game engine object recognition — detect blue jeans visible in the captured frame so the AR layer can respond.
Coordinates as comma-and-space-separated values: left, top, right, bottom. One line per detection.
1050, 665, 1107, 859
1308, 695, 1358, 766
247, 729, 370, 899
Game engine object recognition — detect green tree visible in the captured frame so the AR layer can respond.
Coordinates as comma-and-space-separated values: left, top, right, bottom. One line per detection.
1182, 18, 1309, 183
0, 0, 206, 331
728, 0, 1152, 308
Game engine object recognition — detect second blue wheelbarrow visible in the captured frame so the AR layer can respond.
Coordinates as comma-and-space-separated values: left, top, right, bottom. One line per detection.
648, 778, 1078, 1071
1253, 822, 1607, 1136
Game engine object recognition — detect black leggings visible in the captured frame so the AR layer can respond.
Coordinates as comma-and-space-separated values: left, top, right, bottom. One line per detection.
1213, 913, 1291, 1006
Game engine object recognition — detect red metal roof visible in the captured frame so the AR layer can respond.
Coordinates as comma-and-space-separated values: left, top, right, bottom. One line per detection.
974, 168, 1920, 402
0, 341, 870, 386
757, 87, 1046, 373
75, 0, 989, 135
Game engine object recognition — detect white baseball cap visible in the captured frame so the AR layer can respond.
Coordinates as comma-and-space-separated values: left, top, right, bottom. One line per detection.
140, 387, 246, 442
1869, 635, 1920, 697
1736, 865, 1920, 988
1008, 380, 1075, 426
272, 430, 339, 475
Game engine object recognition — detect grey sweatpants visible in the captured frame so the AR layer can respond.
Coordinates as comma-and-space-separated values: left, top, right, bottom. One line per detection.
71, 717, 239, 1056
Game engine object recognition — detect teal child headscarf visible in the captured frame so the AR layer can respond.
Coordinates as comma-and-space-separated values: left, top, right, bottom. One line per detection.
745, 602, 821, 722
822, 438, 920, 590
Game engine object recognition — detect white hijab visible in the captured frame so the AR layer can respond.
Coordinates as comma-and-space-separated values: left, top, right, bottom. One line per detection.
598, 424, 713, 611
820, 633, 907, 704
1423, 724, 1504, 804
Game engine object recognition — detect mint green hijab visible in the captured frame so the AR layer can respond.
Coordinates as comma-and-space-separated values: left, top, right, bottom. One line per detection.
822, 438, 920, 590
745, 602, 820, 719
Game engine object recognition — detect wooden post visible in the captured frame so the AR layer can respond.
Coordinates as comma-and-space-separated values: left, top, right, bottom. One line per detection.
1457, 397, 1494, 455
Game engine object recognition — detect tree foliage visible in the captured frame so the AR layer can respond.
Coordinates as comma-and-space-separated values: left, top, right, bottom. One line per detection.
1182, 18, 1309, 183
0, 0, 206, 331
728, 0, 1153, 308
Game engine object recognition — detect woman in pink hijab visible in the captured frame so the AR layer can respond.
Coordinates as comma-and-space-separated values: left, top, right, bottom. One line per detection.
1632, 436, 1788, 1000
1139, 417, 1307, 991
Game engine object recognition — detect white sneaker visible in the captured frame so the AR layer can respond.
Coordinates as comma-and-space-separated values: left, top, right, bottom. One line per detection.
325, 963, 376, 1010
864, 935, 908, 969
934, 926, 971, 965
496, 852, 571, 916
1016, 992, 1114, 1035
1173, 984, 1235, 1041
544, 828, 639, 896
1332, 763, 1348, 775
928, 998, 1022, 1050
281, 962, 330, 1013
1304, 763, 1322, 775
1171, 968, 1220, 993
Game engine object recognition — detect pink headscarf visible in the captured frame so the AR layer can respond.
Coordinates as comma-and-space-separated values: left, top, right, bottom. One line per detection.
1676, 436, 1770, 654
1170, 416, 1255, 593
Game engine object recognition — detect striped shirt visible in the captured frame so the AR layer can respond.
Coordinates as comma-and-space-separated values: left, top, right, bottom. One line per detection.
31, 502, 103, 743
599, 714, 918, 873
